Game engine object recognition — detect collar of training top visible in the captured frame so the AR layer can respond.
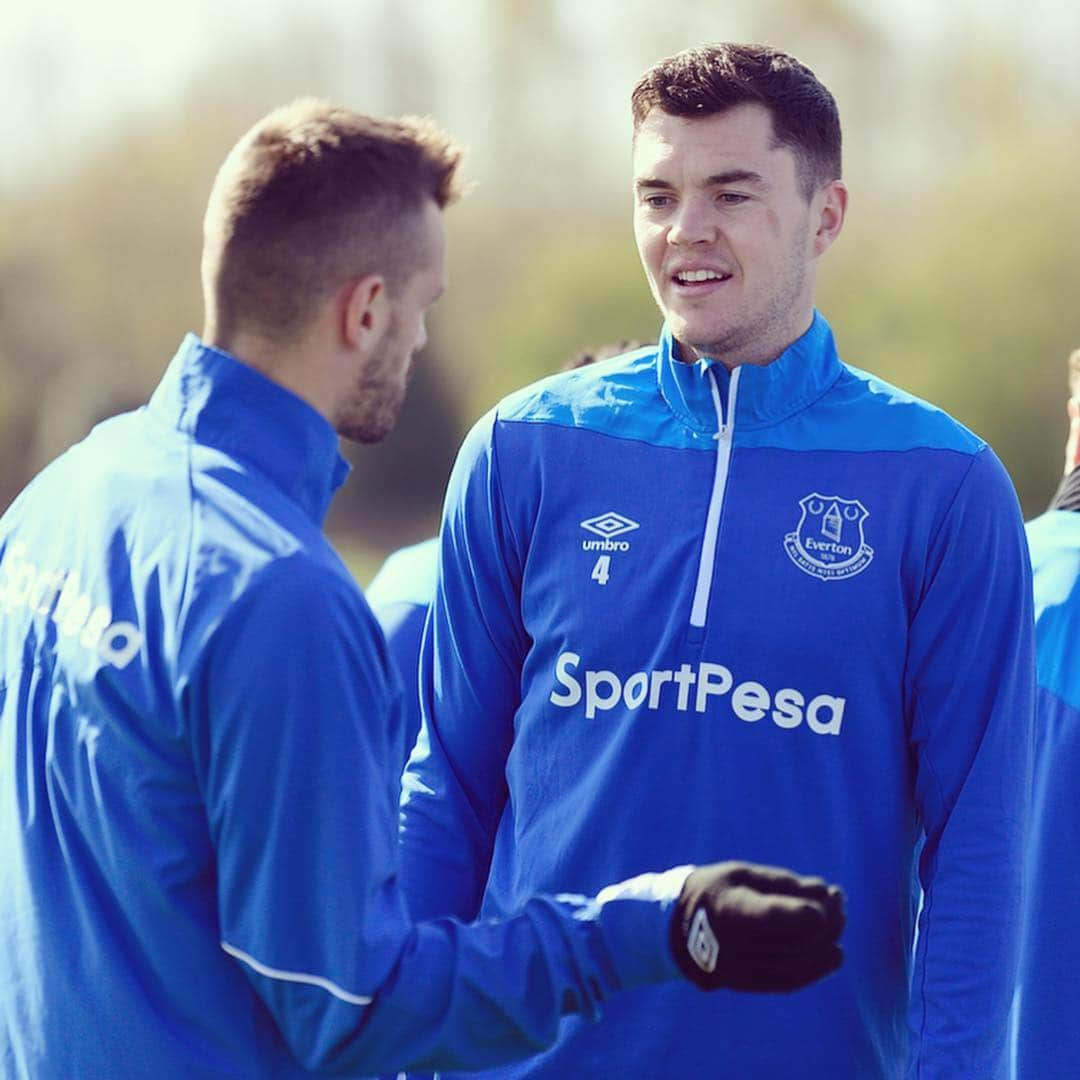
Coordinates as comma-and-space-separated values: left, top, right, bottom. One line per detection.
148, 335, 351, 525
1051, 464, 1080, 513
657, 310, 843, 435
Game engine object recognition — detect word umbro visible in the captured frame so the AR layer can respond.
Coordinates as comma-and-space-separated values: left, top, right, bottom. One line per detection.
550, 651, 845, 735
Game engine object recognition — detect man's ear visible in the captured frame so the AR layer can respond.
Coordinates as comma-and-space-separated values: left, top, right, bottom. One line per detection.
341, 274, 388, 350
812, 180, 847, 258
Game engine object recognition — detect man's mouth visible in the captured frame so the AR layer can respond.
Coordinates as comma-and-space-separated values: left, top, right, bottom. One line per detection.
671, 268, 733, 291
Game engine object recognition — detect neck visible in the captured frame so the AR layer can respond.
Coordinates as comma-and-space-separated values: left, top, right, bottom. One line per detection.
678, 314, 815, 370
201, 323, 336, 427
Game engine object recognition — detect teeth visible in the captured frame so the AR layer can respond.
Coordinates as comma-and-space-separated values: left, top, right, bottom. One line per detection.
676, 269, 725, 283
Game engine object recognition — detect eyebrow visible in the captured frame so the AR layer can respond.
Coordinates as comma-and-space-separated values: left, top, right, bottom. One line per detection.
635, 169, 767, 192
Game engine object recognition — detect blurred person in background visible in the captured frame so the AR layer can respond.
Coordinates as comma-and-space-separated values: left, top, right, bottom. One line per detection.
400, 42, 1035, 1078
1012, 347, 1080, 1078
0, 98, 849, 1079
367, 340, 648, 765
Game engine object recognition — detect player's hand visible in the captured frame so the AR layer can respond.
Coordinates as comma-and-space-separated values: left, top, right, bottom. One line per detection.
669, 861, 845, 992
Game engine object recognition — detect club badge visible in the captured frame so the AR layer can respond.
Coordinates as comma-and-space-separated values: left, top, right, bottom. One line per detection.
783, 493, 874, 581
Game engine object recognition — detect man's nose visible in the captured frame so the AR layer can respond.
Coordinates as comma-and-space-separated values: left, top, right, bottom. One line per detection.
667, 198, 717, 246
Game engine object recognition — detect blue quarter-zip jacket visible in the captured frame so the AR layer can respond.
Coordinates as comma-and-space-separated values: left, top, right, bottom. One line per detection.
1014, 506, 1080, 1077
0, 336, 696, 1079
367, 537, 438, 768
400, 312, 1035, 1079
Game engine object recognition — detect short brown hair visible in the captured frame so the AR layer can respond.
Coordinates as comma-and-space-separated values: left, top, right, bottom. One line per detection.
631, 44, 841, 201
203, 98, 463, 342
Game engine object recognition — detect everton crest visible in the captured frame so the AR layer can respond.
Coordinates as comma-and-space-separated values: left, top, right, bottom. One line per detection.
783, 493, 874, 581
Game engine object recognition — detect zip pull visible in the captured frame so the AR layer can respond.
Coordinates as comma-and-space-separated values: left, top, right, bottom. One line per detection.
689, 366, 741, 630
709, 365, 739, 437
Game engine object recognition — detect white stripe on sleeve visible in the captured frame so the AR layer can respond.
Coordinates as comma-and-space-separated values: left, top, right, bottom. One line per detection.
221, 941, 373, 1006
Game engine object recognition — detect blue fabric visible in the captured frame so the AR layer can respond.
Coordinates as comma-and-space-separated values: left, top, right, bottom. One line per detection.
501, 314, 985, 455
0, 336, 686, 1079
1014, 509, 1080, 1077
367, 537, 439, 765
401, 312, 1035, 1079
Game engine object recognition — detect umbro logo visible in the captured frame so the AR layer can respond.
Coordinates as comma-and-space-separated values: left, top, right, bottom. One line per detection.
580, 511, 640, 539
687, 908, 719, 973
580, 511, 640, 552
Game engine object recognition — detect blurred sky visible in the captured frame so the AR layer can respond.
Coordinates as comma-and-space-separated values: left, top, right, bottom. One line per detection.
5, 0, 1079, 195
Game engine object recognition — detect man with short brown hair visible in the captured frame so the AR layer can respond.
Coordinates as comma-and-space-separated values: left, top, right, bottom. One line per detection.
401, 43, 1034, 1077
201, 99, 460, 442
0, 98, 846, 1078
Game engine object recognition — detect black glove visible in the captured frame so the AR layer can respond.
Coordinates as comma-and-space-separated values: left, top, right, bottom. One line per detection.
670, 861, 845, 992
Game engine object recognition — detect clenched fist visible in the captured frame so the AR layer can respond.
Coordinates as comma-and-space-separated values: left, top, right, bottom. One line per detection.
670, 861, 845, 992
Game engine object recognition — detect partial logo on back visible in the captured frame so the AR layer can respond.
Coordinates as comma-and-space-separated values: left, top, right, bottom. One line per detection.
784, 494, 873, 581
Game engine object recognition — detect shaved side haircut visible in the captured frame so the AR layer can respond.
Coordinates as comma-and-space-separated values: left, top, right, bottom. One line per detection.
202, 98, 463, 344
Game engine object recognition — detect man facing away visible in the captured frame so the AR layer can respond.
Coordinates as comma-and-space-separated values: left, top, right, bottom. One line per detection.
0, 99, 847, 1079
1013, 347, 1080, 1078
400, 43, 1035, 1077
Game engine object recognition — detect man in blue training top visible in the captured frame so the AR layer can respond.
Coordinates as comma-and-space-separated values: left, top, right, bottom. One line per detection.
1013, 347, 1080, 1078
367, 343, 643, 764
0, 99, 849, 1079
366, 534, 438, 765
400, 42, 1035, 1078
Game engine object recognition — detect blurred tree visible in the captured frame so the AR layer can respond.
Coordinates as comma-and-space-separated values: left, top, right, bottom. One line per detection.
2, 0, 1078, 552
0, 249, 78, 505
819, 48, 1080, 517
463, 215, 657, 413
0, 38, 465, 546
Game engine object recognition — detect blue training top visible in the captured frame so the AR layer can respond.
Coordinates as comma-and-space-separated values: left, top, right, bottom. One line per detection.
1014, 504, 1080, 1077
401, 311, 1035, 1079
0, 336, 698, 1079
367, 536, 438, 767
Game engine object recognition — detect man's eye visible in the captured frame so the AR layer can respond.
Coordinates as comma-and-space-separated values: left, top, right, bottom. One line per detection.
643, 194, 673, 209
718, 193, 748, 205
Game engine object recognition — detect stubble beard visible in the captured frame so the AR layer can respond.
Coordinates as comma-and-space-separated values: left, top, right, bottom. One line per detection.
677, 225, 812, 366
336, 317, 409, 445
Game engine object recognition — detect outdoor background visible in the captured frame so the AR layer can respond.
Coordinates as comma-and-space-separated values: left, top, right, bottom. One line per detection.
4, 0, 1079, 583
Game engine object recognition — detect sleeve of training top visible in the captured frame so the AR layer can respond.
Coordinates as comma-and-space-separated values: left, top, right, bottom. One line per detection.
188, 553, 685, 1076
369, 598, 428, 769
399, 411, 525, 923
903, 447, 1035, 1079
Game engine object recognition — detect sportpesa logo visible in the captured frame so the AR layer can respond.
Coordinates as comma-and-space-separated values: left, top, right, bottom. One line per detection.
549, 651, 845, 736
0, 541, 144, 669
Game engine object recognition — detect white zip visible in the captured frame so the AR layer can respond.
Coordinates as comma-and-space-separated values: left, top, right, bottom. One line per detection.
689, 366, 740, 628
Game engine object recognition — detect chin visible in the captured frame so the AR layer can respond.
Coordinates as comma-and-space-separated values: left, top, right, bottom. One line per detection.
669, 309, 726, 339
337, 391, 405, 444
672, 325, 730, 359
